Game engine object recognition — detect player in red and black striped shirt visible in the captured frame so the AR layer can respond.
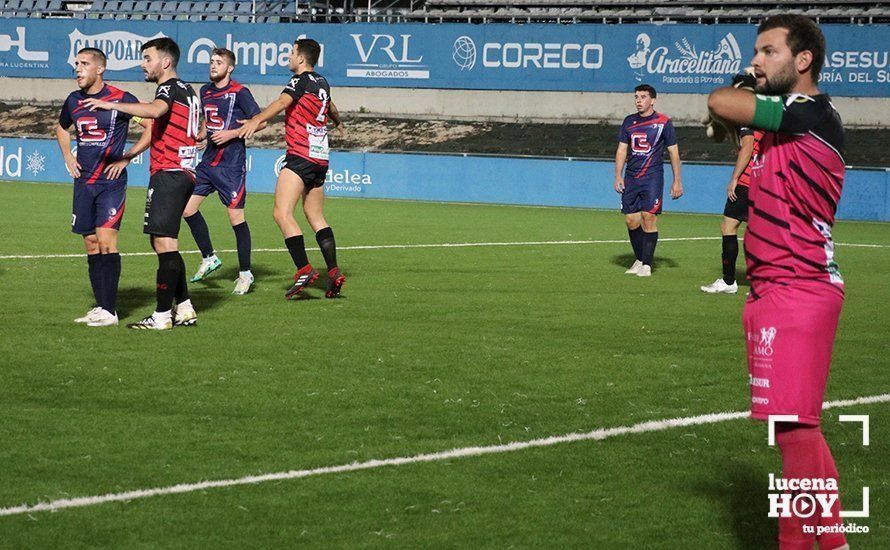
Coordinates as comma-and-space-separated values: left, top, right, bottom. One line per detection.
84, 37, 201, 330
239, 38, 346, 300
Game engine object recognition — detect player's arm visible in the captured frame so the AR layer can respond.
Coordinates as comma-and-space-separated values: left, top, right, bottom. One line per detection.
238, 94, 292, 140
328, 101, 345, 140
707, 87, 757, 128
54, 122, 80, 179
104, 118, 152, 180
82, 97, 170, 119
727, 133, 755, 201
667, 144, 683, 199
614, 142, 628, 193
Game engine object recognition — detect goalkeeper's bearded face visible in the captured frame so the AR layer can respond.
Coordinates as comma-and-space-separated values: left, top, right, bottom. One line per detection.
752, 28, 802, 96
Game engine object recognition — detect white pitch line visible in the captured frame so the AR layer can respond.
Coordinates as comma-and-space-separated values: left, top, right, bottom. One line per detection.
1, 236, 888, 261
1, 392, 888, 518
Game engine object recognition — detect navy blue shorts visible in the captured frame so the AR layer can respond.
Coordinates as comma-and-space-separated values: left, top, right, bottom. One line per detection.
71, 179, 126, 235
195, 163, 247, 209
621, 175, 664, 215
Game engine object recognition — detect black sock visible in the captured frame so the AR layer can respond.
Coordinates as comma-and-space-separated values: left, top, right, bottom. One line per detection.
628, 227, 644, 262
642, 231, 659, 266
102, 253, 121, 315
156, 251, 180, 313
284, 235, 309, 269
232, 221, 251, 272
87, 253, 102, 307
315, 226, 338, 271
722, 235, 738, 285
184, 212, 214, 258
174, 252, 190, 304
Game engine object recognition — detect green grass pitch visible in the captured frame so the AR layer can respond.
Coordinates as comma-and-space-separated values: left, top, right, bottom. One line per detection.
0, 180, 888, 547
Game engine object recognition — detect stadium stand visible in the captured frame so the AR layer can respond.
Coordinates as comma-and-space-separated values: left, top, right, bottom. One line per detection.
0, 0, 888, 23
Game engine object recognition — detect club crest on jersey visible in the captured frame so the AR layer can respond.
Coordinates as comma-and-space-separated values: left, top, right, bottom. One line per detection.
755, 327, 777, 356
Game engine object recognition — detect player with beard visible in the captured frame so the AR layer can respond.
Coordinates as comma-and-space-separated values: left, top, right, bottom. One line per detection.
239, 38, 346, 300
84, 37, 201, 330
183, 48, 263, 295
56, 47, 152, 327
708, 15, 849, 550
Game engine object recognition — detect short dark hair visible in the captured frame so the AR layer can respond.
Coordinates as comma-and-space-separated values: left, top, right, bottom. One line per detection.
77, 47, 106, 67
634, 84, 657, 98
758, 15, 825, 82
141, 37, 180, 68
294, 38, 321, 67
212, 47, 236, 66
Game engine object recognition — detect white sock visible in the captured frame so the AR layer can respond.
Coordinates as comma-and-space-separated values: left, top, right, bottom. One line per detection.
205, 253, 218, 263
240, 270, 253, 278
177, 299, 193, 311
153, 310, 172, 321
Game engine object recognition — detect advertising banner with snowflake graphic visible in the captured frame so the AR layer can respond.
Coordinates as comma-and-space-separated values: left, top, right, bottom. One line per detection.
2, 137, 888, 221
0, 18, 888, 95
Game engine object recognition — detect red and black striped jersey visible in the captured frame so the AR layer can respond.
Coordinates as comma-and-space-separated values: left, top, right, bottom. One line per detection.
736, 127, 764, 188
150, 78, 200, 175
282, 71, 331, 166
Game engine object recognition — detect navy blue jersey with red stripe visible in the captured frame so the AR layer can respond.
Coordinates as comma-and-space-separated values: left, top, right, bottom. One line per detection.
282, 71, 331, 167
618, 111, 677, 179
151, 78, 200, 175
59, 84, 139, 185
199, 80, 261, 170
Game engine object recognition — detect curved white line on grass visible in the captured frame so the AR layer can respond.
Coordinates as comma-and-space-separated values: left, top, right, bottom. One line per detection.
1, 393, 888, 518
0, 237, 887, 260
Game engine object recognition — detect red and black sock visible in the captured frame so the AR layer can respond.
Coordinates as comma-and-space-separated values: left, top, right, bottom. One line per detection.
174, 252, 190, 304
722, 235, 738, 285
155, 251, 180, 313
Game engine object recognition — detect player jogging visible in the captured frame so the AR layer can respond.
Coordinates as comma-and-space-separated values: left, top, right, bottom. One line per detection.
239, 38, 345, 300
85, 37, 201, 330
614, 84, 683, 277
708, 15, 848, 550
700, 126, 764, 294
56, 47, 151, 327
184, 48, 262, 295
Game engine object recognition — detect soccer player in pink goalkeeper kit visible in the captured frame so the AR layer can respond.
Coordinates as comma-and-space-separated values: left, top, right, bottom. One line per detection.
709, 15, 849, 550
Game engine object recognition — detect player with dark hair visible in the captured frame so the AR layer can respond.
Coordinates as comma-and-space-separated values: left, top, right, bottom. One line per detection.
184, 47, 263, 295
700, 126, 764, 294
55, 47, 152, 327
614, 84, 683, 277
239, 38, 346, 299
84, 37, 201, 330
708, 15, 848, 550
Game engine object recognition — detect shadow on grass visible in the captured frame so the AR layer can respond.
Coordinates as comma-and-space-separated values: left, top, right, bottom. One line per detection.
610, 253, 679, 270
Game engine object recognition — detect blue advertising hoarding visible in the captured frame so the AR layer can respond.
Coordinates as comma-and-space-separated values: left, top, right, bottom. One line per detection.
1, 137, 887, 222
0, 19, 888, 96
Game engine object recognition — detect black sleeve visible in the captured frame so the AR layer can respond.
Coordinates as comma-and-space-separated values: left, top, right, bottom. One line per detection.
282, 75, 305, 101
58, 96, 73, 128
738, 126, 754, 138
776, 94, 826, 135
154, 83, 175, 108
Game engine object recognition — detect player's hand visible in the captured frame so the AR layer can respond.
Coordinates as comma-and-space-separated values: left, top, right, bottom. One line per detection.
727, 179, 738, 202
237, 119, 260, 140
64, 155, 81, 179
613, 176, 625, 194
704, 112, 730, 143
82, 98, 111, 112
670, 180, 684, 200
103, 158, 130, 180
210, 129, 238, 146
732, 67, 757, 91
